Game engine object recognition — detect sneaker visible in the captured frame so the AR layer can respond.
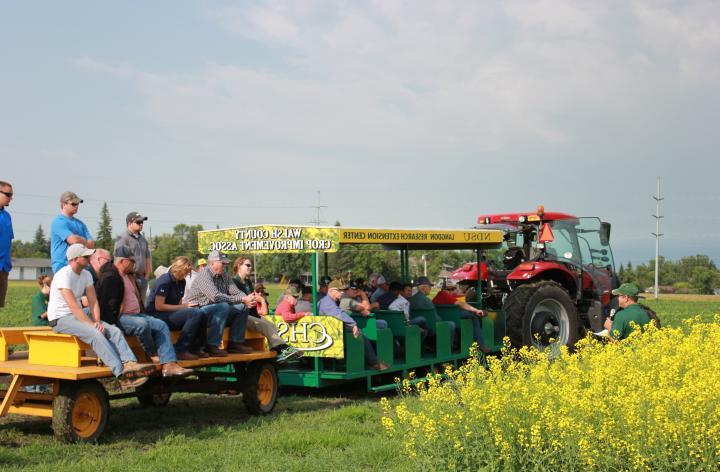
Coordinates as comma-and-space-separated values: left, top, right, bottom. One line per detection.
176, 351, 199, 361
226, 342, 255, 354
205, 345, 228, 357
276, 346, 303, 364
162, 363, 193, 377
118, 376, 149, 390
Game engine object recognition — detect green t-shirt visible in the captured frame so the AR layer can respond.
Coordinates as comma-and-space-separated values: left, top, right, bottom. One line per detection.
610, 303, 650, 340
31, 290, 50, 326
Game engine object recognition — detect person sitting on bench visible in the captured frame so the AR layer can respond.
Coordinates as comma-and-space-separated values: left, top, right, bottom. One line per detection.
47, 244, 153, 389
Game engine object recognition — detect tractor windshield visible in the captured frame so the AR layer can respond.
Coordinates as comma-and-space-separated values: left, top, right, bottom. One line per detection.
544, 219, 582, 267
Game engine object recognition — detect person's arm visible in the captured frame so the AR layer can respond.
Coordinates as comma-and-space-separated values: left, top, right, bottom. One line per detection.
60, 287, 102, 332
456, 300, 486, 317
192, 272, 230, 303
225, 276, 246, 304
155, 294, 191, 312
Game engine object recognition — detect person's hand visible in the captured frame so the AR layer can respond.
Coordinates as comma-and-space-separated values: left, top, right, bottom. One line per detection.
40, 313, 48, 319
242, 294, 257, 308
187, 301, 199, 307
94, 321, 105, 333
352, 325, 361, 338
476, 309, 487, 317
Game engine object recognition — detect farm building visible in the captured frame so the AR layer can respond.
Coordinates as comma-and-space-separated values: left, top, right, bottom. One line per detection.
9, 258, 52, 281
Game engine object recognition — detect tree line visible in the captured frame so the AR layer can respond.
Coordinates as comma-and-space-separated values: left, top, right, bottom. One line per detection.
618, 255, 720, 295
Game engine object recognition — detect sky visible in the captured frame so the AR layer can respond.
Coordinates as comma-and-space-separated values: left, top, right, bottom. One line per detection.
2, 0, 719, 267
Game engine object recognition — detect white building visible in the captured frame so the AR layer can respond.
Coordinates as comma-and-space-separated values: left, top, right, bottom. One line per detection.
9, 258, 52, 281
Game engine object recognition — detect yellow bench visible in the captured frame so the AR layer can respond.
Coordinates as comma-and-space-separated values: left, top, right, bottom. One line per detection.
22, 327, 267, 368
0, 326, 51, 361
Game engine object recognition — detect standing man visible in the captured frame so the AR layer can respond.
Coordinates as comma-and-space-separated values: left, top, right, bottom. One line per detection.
603, 283, 651, 341
51, 191, 94, 274
0, 181, 13, 309
115, 211, 151, 303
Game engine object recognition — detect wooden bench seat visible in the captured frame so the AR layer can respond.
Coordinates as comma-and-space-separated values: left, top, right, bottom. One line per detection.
0, 327, 51, 361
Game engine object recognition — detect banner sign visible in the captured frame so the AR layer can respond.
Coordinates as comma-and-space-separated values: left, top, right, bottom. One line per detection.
197, 225, 340, 254
198, 226, 503, 254
265, 315, 344, 358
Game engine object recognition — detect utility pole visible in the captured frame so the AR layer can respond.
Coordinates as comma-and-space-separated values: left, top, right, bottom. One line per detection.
422, 254, 428, 277
312, 190, 328, 227
651, 177, 664, 300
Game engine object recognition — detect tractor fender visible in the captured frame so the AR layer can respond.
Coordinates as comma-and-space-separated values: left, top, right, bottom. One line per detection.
507, 263, 577, 295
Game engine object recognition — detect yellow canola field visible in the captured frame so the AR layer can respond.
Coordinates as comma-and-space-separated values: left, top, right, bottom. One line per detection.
382, 317, 720, 471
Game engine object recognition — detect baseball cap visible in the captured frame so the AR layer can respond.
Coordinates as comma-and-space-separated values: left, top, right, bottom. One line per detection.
327, 280, 346, 291
376, 275, 387, 285
66, 243, 95, 260
207, 250, 230, 263
60, 191, 83, 204
415, 276, 432, 287
197, 258, 207, 266
126, 211, 148, 224
254, 282, 267, 295
346, 281, 360, 290
284, 287, 301, 298
319, 275, 332, 286
154, 265, 168, 279
113, 246, 135, 259
612, 283, 640, 297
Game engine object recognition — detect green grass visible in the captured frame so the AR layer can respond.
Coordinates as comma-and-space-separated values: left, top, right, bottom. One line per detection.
1, 281, 719, 470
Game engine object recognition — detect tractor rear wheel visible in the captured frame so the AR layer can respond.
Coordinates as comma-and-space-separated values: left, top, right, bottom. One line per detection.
522, 282, 579, 349
503, 284, 536, 347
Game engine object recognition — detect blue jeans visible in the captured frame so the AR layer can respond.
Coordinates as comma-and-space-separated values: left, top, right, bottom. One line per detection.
201, 303, 248, 347
151, 307, 206, 353
54, 315, 137, 377
460, 310, 483, 344
118, 313, 177, 363
375, 319, 388, 330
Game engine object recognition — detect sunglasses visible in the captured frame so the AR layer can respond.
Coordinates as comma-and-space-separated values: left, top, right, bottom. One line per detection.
65, 201, 80, 207
0, 190, 12, 198
134, 220, 144, 225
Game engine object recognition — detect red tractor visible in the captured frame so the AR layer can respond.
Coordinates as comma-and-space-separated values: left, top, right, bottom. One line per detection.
451, 206, 618, 349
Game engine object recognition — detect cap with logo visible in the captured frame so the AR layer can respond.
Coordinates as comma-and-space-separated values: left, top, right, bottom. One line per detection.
611, 282, 640, 297
113, 246, 135, 259
415, 276, 432, 287
346, 281, 360, 290
319, 275, 332, 286
196, 258, 207, 267
126, 211, 149, 224
284, 287, 301, 298
66, 243, 95, 260
60, 191, 83, 204
207, 250, 230, 263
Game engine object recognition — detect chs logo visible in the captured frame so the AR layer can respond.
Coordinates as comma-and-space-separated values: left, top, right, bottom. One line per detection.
276, 321, 334, 351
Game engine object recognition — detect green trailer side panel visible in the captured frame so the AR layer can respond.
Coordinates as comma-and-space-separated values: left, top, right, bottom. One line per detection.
404, 325, 422, 364
376, 329, 394, 367
483, 310, 506, 351
435, 304, 474, 355
344, 332, 365, 373
434, 321, 452, 358
374, 310, 407, 336
410, 308, 439, 332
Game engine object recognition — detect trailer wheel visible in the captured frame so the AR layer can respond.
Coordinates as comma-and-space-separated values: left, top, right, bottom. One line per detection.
503, 284, 536, 347
136, 378, 172, 407
241, 361, 278, 415
52, 380, 109, 443
522, 281, 579, 349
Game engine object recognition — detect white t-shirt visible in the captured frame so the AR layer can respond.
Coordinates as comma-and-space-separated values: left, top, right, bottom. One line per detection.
389, 295, 410, 319
47, 265, 94, 321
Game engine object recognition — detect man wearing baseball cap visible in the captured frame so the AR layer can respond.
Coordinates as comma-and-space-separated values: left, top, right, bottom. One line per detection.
51, 191, 94, 273
115, 211, 151, 303
603, 283, 651, 340
318, 281, 388, 371
185, 250, 252, 357
48, 244, 153, 388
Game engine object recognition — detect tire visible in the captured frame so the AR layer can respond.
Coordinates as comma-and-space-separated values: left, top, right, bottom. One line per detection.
52, 380, 109, 443
241, 361, 278, 415
503, 284, 536, 347
522, 281, 579, 349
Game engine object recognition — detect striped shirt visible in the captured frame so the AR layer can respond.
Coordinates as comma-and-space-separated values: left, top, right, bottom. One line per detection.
186, 266, 244, 306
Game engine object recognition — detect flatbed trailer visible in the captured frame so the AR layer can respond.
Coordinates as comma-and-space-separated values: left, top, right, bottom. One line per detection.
0, 326, 277, 442
198, 225, 509, 392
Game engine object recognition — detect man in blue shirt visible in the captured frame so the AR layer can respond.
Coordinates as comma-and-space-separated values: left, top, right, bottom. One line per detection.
0, 181, 13, 308
51, 191, 94, 273
318, 281, 388, 371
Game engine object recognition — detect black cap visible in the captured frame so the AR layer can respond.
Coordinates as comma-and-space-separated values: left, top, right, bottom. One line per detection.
415, 276, 432, 286
126, 211, 148, 224
346, 281, 359, 290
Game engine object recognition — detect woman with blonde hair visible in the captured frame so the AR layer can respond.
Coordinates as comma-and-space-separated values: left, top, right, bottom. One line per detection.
146, 256, 208, 359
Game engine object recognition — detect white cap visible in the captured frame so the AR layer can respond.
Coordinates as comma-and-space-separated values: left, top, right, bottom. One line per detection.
66, 243, 95, 260
154, 265, 168, 279
376, 275, 387, 285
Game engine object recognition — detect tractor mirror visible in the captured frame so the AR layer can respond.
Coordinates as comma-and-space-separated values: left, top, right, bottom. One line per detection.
600, 222, 611, 245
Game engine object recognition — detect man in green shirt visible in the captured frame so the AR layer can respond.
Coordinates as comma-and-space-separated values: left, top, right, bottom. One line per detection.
603, 283, 650, 340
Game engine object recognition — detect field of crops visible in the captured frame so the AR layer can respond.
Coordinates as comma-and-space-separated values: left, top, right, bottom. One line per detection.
1, 281, 719, 470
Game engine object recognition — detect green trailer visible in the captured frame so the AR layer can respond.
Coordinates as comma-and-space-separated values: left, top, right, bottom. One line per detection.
198, 225, 507, 392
